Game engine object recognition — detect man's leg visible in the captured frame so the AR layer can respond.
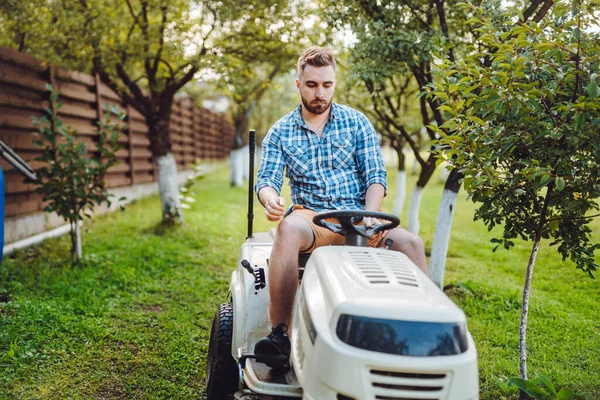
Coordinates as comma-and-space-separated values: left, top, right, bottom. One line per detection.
378, 227, 429, 276
268, 215, 314, 329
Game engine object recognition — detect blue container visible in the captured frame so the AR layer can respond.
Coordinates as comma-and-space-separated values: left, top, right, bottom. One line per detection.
0, 166, 4, 263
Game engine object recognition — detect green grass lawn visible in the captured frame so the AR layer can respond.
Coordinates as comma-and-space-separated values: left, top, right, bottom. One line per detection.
1, 165, 598, 399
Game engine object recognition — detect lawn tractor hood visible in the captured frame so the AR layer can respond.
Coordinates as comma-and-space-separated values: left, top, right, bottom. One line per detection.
291, 245, 479, 400
304, 246, 468, 325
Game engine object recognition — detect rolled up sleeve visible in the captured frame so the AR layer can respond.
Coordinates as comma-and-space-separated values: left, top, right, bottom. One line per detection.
255, 127, 284, 196
355, 115, 387, 192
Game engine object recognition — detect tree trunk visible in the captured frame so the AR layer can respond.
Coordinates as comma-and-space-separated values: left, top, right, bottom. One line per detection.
75, 221, 82, 260
520, 234, 541, 381
231, 106, 251, 187
146, 97, 181, 222
230, 147, 245, 187
430, 169, 461, 287
157, 153, 182, 222
407, 156, 436, 234
407, 186, 425, 235
243, 144, 250, 181
69, 219, 81, 264
393, 147, 407, 216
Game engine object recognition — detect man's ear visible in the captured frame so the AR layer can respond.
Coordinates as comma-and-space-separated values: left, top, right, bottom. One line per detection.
295, 79, 300, 89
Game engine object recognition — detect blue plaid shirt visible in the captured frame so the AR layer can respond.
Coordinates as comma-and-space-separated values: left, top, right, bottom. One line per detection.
255, 103, 386, 211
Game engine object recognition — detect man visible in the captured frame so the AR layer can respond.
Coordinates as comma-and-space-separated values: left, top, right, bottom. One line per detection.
254, 46, 428, 369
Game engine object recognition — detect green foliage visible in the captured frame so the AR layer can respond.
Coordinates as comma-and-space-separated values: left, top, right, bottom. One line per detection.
493, 374, 593, 400
30, 84, 124, 263
429, 1, 600, 276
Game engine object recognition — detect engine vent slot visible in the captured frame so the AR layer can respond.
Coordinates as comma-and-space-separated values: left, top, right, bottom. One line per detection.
376, 253, 421, 288
369, 369, 449, 400
349, 251, 390, 284
347, 251, 422, 287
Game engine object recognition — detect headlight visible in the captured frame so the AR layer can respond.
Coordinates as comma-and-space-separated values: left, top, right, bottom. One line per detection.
336, 314, 469, 356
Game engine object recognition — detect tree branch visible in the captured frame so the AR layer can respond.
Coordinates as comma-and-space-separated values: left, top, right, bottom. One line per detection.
433, 0, 455, 62
151, 4, 168, 79
522, 0, 544, 22
167, 65, 199, 97
533, 0, 554, 23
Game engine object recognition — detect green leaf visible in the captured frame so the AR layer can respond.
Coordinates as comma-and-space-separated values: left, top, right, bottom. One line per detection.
586, 81, 598, 99
492, 376, 511, 394
467, 116, 486, 126
557, 387, 576, 400
555, 177, 566, 191
574, 113, 586, 130
549, 219, 559, 233
536, 374, 557, 395
507, 377, 550, 398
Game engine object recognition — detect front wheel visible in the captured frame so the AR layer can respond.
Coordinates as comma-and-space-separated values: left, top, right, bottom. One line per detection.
206, 302, 238, 399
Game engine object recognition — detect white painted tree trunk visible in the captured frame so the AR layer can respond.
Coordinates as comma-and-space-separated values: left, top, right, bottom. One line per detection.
411, 157, 419, 174
439, 165, 450, 183
429, 189, 458, 288
242, 145, 250, 181
75, 221, 82, 260
393, 170, 407, 217
384, 145, 398, 167
157, 153, 182, 221
407, 186, 425, 235
230, 148, 244, 187
520, 236, 541, 380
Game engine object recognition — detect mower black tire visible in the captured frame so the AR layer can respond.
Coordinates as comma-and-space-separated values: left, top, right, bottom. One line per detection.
206, 302, 238, 400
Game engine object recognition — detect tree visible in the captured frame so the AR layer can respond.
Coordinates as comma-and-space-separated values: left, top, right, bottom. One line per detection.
324, 0, 557, 288
1, 0, 285, 222
429, 1, 599, 380
31, 85, 123, 263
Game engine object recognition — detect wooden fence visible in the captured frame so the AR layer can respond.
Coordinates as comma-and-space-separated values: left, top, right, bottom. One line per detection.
0, 45, 234, 218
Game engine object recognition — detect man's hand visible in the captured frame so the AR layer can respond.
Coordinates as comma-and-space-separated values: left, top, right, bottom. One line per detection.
363, 216, 381, 228
265, 196, 286, 222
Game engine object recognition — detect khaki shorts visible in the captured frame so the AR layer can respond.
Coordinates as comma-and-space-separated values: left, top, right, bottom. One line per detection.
289, 205, 386, 253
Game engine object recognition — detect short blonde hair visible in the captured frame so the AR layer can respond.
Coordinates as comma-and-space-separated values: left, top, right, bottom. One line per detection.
297, 46, 336, 78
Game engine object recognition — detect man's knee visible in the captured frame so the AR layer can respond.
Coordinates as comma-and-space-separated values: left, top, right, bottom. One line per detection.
388, 229, 424, 253
274, 216, 313, 251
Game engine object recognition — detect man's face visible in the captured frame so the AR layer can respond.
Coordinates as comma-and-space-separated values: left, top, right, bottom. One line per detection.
296, 64, 336, 115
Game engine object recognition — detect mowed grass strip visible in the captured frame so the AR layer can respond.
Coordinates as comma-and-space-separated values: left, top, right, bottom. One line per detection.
0, 165, 598, 399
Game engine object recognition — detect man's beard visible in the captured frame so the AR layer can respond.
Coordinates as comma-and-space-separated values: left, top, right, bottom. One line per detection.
301, 96, 332, 115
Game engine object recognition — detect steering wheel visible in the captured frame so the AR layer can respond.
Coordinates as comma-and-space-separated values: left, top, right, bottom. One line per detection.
312, 210, 400, 239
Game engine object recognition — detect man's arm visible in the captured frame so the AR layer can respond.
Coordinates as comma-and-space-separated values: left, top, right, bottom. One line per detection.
255, 126, 286, 221
365, 183, 385, 211
364, 183, 385, 227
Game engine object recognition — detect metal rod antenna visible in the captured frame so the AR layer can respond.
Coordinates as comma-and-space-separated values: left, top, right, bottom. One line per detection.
247, 130, 256, 239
